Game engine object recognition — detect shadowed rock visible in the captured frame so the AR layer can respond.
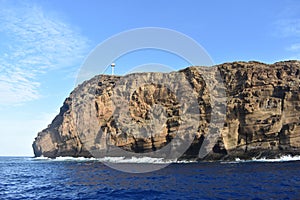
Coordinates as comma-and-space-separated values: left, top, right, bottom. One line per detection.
33, 61, 300, 161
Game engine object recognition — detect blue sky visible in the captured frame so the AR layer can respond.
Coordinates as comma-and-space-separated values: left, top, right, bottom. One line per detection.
0, 0, 300, 156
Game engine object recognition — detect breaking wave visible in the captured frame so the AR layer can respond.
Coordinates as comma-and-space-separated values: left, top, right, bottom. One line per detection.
33, 156, 196, 164
33, 155, 300, 164
224, 155, 300, 164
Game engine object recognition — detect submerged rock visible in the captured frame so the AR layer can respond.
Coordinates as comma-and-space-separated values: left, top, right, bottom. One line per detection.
32, 61, 300, 160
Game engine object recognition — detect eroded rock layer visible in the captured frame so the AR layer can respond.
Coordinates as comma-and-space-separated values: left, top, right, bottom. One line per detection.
32, 61, 300, 160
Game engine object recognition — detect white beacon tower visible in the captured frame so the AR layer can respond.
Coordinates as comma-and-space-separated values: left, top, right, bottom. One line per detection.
111, 63, 115, 75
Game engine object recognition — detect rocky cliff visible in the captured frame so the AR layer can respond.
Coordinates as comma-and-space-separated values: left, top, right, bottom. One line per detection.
33, 61, 300, 160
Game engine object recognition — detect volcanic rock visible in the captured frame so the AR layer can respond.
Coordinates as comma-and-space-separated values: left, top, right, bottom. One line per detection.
32, 61, 300, 160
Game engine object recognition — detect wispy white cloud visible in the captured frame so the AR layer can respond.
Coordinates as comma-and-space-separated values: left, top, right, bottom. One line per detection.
0, 2, 90, 105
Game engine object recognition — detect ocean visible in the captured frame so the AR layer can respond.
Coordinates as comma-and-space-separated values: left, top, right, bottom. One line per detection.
1, 156, 300, 199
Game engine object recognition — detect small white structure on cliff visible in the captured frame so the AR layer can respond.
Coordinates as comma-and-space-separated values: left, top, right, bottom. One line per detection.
111, 63, 115, 75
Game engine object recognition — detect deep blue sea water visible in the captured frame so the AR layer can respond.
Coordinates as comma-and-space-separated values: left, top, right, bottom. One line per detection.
1, 157, 300, 200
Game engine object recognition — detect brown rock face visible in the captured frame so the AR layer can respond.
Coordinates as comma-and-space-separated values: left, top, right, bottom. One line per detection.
32, 61, 300, 160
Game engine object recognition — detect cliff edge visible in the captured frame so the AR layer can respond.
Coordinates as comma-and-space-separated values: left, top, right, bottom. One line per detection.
32, 61, 300, 160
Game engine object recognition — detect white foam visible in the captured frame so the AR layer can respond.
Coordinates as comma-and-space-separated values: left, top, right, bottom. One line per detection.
251, 155, 300, 162
53, 156, 97, 162
33, 156, 51, 160
35, 155, 300, 164
97, 156, 197, 164
33, 156, 196, 164
222, 155, 300, 164
98, 156, 166, 164
174, 159, 198, 163
33, 156, 96, 162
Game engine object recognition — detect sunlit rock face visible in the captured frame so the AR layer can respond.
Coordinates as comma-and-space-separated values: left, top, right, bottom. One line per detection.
33, 61, 300, 160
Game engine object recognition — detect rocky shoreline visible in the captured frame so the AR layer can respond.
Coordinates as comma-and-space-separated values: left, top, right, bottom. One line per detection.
33, 61, 300, 161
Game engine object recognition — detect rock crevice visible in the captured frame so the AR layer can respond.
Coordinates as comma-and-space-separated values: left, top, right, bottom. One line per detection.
33, 61, 300, 160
